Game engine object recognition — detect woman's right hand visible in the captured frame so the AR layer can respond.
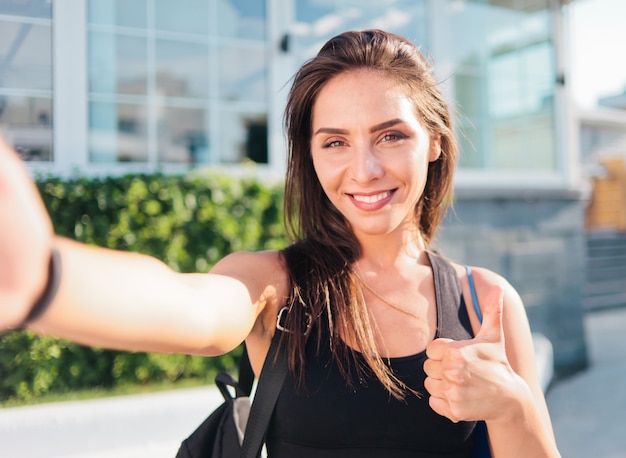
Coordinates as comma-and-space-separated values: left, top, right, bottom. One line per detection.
0, 136, 54, 330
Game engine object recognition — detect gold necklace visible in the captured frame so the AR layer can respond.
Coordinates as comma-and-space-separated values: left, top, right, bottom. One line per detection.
353, 271, 421, 321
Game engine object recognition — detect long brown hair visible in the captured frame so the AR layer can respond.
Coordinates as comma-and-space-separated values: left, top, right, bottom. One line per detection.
280, 30, 458, 399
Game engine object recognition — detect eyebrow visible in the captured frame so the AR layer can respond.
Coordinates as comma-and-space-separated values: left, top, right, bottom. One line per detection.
313, 118, 404, 136
370, 118, 403, 133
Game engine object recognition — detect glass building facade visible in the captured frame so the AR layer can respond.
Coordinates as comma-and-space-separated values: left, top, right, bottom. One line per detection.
0, 0, 575, 189
86, 0, 267, 165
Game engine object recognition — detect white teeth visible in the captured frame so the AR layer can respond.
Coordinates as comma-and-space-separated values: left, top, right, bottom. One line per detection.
352, 191, 391, 204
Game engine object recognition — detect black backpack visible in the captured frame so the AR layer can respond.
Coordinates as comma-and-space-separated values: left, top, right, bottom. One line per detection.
175, 329, 286, 458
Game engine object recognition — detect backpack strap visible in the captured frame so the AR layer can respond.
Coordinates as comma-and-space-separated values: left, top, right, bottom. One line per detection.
240, 326, 288, 458
237, 345, 255, 397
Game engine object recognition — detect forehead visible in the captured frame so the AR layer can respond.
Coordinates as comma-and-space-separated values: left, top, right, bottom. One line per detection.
312, 69, 418, 128
317, 68, 406, 100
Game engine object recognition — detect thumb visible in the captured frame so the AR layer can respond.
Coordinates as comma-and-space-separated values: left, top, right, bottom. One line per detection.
475, 285, 504, 343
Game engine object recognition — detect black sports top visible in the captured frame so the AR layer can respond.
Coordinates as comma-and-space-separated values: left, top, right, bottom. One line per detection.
266, 252, 479, 457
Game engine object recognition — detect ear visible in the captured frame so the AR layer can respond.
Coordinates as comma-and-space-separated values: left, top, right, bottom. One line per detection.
428, 135, 441, 162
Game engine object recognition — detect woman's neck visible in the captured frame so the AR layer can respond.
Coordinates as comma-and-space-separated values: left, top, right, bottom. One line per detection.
356, 230, 428, 271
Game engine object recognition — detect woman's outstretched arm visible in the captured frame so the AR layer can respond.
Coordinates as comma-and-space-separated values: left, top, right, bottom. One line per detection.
30, 238, 264, 355
0, 137, 272, 356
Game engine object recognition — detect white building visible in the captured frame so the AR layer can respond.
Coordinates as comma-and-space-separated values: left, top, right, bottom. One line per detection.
0, 0, 587, 373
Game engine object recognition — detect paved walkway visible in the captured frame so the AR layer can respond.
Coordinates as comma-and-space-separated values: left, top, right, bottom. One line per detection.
0, 385, 224, 457
1, 307, 624, 457
547, 306, 626, 458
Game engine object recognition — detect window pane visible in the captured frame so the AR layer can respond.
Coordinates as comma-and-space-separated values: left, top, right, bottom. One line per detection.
0, 21, 52, 90
0, 0, 51, 18
217, 0, 266, 40
89, 32, 148, 95
218, 111, 267, 164
88, 0, 147, 28
89, 102, 148, 162
155, 40, 209, 98
489, 42, 554, 119
0, 95, 52, 161
437, 1, 556, 171
154, 0, 208, 35
218, 45, 266, 102
492, 112, 555, 170
0, 14, 53, 162
338, 1, 426, 41
293, 0, 341, 56
293, 1, 426, 60
295, 0, 334, 25
157, 107, 209, 164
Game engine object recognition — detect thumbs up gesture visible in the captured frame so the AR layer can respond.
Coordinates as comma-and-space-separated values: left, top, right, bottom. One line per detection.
424, 285, 520, 423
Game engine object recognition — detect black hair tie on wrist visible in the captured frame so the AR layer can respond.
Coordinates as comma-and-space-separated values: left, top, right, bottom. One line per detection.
9, 248, 62, 333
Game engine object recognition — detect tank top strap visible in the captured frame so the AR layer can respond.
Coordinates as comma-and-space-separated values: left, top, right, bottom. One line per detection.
427, 251, 474, 341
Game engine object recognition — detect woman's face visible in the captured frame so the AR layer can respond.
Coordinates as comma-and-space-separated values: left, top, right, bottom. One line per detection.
310, 69, 440, 241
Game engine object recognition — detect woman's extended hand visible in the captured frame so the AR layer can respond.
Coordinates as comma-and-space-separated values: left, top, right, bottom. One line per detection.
0, 137, 54, 330
423, 286, 524, 423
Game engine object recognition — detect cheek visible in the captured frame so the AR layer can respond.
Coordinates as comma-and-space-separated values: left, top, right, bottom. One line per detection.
403, 157, 431, 199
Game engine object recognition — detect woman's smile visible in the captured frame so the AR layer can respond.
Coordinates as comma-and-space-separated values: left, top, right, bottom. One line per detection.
349, 190, 396, 210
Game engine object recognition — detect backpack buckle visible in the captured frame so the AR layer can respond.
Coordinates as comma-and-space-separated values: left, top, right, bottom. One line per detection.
276, 306, 311, 333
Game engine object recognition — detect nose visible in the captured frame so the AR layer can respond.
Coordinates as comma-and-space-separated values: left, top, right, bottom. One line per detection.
349, 143, 383, 183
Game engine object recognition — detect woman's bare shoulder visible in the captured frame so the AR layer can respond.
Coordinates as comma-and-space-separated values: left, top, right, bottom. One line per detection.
211, 249, 290, 323
448, 260, 524, 329
211, 250, 291, 372
449, 261, 513, 296
211, 250, 289, 295
212, 249, 284, 270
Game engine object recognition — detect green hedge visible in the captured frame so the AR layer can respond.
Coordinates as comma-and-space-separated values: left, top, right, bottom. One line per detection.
0, 171, 288, 403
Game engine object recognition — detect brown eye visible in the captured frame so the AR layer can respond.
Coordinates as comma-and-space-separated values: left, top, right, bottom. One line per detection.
323, 140, 344, 148
381, 132, 407, 142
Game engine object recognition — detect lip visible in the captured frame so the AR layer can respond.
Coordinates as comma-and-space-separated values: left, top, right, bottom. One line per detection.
348, 189, 396, 211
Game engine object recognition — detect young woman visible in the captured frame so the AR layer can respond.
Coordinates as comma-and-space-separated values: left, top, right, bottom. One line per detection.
0, 30, 560, 457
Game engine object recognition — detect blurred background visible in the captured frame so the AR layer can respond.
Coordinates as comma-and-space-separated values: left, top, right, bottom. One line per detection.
0, 0, 625, 456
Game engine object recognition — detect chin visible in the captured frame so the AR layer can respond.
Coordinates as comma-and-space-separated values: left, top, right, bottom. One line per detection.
353, 223, 397, 238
